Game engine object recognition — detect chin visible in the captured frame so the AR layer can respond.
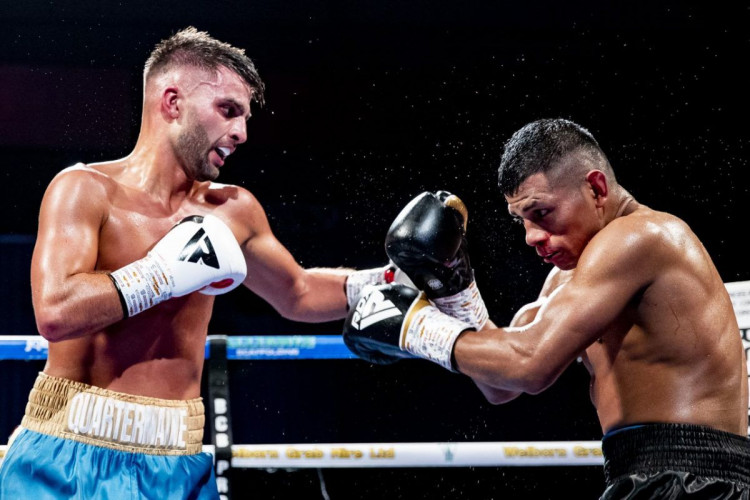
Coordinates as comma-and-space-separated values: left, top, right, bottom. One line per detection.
196, 165, 220, 182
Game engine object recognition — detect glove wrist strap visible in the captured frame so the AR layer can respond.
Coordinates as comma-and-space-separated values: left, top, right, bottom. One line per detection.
400, 301, 472, 372
345, 266, 393, 310
109, 253, 173, 318
431, 281, 489, 330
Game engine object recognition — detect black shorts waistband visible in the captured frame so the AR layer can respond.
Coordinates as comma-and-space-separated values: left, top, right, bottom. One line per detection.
602, 423, 750, 487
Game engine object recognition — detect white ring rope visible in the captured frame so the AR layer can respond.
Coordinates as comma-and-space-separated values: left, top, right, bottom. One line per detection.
1, 441, 603, 468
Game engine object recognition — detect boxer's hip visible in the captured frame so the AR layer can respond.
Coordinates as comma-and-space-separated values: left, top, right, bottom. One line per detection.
601, 422, 750, 498
20, 371, 205, 455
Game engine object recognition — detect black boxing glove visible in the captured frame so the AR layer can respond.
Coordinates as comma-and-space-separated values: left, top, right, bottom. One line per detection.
385, 191, 489, 329
385, 191, 471, 298
342, 283, 473, 371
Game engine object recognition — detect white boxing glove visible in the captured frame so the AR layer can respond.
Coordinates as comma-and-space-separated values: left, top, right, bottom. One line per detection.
109, 214, 247, 317
345, 261, 416, 310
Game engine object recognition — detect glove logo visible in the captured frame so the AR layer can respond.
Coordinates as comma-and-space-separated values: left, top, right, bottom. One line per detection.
426, 278, 443, 291
178, 228, 220, 269
351, 289, 402, 330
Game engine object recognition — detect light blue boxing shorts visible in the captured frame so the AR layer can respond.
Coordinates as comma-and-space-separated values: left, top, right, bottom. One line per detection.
0, 372, 219, 500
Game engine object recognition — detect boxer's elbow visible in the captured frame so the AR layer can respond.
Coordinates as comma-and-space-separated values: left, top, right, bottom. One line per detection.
34, 300, 82, 342
481, 387, 522, 405
35, 307, 71, 342
486, 349, 557, 396
272, 291, 311, 322
276, 304, 305, 322
516, 355, 560, 395
272, 283, 308, 321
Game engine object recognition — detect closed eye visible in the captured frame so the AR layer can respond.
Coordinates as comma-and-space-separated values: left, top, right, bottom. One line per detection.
512, 208, 551, 227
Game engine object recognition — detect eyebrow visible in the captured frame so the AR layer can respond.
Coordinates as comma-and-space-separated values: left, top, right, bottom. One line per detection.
508, 199, 539, 217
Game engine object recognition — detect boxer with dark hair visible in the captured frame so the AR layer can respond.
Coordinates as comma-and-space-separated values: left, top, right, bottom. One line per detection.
0, 27, 398, 499
345, 118, 750, 498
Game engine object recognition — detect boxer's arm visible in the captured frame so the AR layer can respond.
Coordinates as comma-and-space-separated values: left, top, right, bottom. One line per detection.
31, 170, 124, 341
472, 269, 572, 403
452, 223, 654, 393
237, 193, 348, 322
471, 320, 524, 404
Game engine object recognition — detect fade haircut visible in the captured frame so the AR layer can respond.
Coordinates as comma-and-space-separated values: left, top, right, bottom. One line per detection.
498, 118, 613, 196
144, 26, 265, 106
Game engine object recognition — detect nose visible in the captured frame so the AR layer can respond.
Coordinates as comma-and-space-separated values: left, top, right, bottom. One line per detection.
524, 221, 549, 248
230, 118, 247, 144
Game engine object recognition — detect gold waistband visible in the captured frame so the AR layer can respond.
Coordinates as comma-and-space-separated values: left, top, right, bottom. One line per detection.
21, 372, 205, 455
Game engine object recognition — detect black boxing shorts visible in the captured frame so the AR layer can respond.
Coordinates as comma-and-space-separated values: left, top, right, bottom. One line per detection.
600, 423, 750, 499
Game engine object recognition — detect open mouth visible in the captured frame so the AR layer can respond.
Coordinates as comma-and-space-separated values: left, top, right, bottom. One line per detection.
215, 147, 232, 161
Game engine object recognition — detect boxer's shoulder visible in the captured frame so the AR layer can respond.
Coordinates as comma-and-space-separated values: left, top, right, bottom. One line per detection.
50, 162, 119, 196
600, 206, 695, 261
575, 206, 705, 297
201, 181, 248, 206
198, 182, 264, 218
54, 162, 111, 181
197, 182, 270, 241
44, 163, 115, 213
585, 206, 670, 258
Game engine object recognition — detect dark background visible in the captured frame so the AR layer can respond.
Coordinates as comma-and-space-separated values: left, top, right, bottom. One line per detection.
1, 1, 748, 498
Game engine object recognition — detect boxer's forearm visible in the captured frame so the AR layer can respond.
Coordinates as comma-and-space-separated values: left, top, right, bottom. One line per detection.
273, 268, 349, 322
33, 272, 126, 342
464, 302, 542, 397
467, 319, 524, 402
453, 327, 544, 393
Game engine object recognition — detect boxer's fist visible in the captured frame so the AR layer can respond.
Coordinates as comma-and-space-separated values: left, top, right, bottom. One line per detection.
343, 284, 421, 365
385, 191, 473, 299
109, 214, 247, 317
385, 191, 489, 330
343, 283, 473, 371
345, 261, 416, 310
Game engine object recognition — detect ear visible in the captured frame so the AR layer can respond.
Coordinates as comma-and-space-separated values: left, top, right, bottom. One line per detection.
585, 170, 608, 208
160, 86, 180, 120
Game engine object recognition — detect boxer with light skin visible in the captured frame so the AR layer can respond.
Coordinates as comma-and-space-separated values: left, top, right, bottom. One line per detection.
345, 119, 750, 498
0, 27, 401, 499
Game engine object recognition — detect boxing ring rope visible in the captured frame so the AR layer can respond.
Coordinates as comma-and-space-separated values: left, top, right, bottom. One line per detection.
2, 277, 749, 500
0, 334, 603, 469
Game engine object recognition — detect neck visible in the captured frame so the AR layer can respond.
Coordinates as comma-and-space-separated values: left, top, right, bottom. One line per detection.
117, 134, 196, 203
613, 189, 637, 219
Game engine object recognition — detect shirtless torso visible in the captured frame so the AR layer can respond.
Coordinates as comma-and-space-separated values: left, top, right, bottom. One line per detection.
455, 173, 747, 437
32, 162, 254, 398
579, 205, 747, 435
32, 160, 348, 400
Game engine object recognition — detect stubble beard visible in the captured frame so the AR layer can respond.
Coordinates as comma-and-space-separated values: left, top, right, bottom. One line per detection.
176, 120, 219, 182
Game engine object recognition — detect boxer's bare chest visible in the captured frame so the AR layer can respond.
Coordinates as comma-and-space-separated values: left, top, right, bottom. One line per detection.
96, 189, 211, 271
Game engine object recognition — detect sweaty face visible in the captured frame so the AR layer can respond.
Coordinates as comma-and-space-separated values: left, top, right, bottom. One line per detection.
506, 172, 602, 270
174, 67, 253, 181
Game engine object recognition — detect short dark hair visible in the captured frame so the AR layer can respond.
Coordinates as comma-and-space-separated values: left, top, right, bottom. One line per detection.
498, 118, 611, 195
144, 26, 265, 106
